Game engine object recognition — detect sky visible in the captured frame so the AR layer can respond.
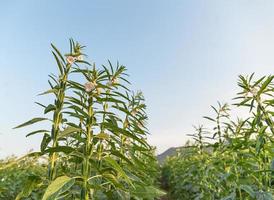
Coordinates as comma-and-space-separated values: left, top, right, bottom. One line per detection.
1, 0, 274, 157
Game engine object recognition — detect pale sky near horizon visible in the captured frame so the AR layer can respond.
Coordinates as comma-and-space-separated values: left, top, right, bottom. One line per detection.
1, 1, 274, 158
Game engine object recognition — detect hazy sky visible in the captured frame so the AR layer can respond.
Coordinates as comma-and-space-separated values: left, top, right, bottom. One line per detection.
1, 1, 274, 157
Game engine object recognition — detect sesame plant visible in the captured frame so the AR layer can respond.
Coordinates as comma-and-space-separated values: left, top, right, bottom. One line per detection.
162, 74, 274, 200
13, 40, 164, 200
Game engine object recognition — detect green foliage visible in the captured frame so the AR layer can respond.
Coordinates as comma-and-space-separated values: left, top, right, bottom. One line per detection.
42, 176, 75, 200
9, 40, 163, 200
162, 74, 274, 200
0, 156, 46, 200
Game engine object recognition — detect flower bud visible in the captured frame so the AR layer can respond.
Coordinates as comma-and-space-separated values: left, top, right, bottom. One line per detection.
85, 81, 97, 92
66, 56, 75, 64
76, 55, 84, 61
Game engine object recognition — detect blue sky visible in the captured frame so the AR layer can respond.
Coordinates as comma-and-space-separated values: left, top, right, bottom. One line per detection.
1, 1, 274, 157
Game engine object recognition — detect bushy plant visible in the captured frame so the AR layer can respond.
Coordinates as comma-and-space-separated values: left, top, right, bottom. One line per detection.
162, 74, 274, 200
0, 155, 46, 199
10, 40, 164, 200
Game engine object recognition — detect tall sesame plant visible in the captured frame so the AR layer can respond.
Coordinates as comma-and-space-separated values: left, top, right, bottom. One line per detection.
14, 40, 164, 200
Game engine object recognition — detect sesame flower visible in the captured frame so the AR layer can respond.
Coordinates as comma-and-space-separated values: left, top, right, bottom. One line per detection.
131, 109, 137, 116
96, 87, 102, 95
66, 56, 75, 64
85, 81, 97, 92
107, 78, 118, 86
112, 78, 118, 84
250, 87, 258, 96
76, 55, 83, 61
124, 137, 131, 145
137, 122, 144, 128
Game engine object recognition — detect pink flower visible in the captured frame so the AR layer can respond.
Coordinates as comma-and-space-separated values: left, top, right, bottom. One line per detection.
66, 56, 75, 64
85, 81, 97, 92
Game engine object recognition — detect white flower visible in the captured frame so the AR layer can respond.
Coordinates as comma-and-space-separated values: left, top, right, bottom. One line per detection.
250, 87, 258, 96
85, 81, 97, 92
124, 138, 131, 145
137, 122, 144, 128
66, 56, 75, 64
112, 78, 118, 84
76, 55, 83, 61
107, 78, 118, 86
131, 109, 137, 116
96, 87, 102, 95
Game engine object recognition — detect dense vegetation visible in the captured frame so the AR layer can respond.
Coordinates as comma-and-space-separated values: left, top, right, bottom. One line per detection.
162, 74, 274, 199
0, 156, 46, 199
0, 40, 164, 200
2, 40, 274, 200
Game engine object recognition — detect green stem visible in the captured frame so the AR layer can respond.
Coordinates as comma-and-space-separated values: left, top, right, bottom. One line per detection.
257, 99, 272, 189
82, 97, 93, 200
233, 153, 242, 200
48, 65, 71, 181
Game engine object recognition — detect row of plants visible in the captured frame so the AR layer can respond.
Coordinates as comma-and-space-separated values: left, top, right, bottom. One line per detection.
0, 156, 46, 199
162, 74, 274, 199
1, 40, 164, 199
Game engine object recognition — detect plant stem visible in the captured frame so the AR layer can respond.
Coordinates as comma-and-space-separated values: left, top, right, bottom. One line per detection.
82, 96, 93, 200
48, 65, 71, 181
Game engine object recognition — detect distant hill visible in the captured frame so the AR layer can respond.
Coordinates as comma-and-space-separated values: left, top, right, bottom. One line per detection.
157, 145, 213, 164
157, 147, 182, 164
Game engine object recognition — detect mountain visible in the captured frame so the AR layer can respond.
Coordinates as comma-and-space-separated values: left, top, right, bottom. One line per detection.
157, 147, 182, 164
157, 145, 214, 164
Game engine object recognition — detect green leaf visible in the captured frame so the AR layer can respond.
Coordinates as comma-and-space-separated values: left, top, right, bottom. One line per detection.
258, 76, 274, 95
15, 175, 42, 200
39, 88, 58, 96
95, 97, 124, 104
203, 116, 216, 122
58, 126, 80, 139
270, 159, 274, 171
102, 173, 122, 188
44, 104, 56, 114
26, 129, 49, 137
111, 150, 133, 165
41, 133, 51, 152
42, 176, 75, 200
75, 59, 91, 66
132, 185, 166, 199
256, 135, 264, 154
256, 191, 273, 200
104, 156, 132, 185
44, 146, 75, 154
14, 118, 48, 129
52, 51, 64, 75
95, 132, 109, 140
221, 192, 236, 200
240, 185, 255, 198
51, 43, 66, 64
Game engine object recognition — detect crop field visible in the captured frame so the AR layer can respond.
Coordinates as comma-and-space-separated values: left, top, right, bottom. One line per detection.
161, 75, 274, 199
2, 1, 274, 200
1, 40, 274, 200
